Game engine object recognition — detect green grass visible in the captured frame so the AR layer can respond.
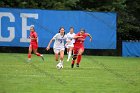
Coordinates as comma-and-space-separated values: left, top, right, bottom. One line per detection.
0, 53, 140, 93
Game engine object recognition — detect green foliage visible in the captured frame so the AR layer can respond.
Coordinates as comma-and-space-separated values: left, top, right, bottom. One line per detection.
0, 0, 139, 40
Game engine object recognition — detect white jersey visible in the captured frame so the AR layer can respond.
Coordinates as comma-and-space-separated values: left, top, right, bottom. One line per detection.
66, 32, 75, 45
53, 33, 67, 49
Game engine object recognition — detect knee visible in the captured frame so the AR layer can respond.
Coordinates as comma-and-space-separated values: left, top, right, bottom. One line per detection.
60, 56, 64, 60
78, 51, 83, 55
72, 54, 77, 60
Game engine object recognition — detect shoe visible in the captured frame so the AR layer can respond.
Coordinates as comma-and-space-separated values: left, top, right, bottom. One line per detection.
61, 64, 63, 68
41, 55, 44, 61
27, 58, 31, 62
71, 64, 74, 68
67, 59, 69, 62
76, 63, 79, 67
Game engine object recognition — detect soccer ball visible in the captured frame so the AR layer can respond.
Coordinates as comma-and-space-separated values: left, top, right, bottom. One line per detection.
56, 63, 63, 69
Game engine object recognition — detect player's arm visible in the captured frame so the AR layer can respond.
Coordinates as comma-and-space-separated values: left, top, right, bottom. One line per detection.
87, 33, 92, 42
30, 37, 37, 40
46, 38, 55, 51
73, 35, 83, 39
29, 32, 38, 40
46, 34, 58, 50
65, 38, 71, 46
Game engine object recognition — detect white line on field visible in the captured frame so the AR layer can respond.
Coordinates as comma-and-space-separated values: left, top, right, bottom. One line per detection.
0, 64, 102, 69
0, 73, 94, 78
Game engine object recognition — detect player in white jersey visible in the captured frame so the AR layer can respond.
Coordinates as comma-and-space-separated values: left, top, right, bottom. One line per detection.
65, 27, 75, 62
46, 27, 67, 68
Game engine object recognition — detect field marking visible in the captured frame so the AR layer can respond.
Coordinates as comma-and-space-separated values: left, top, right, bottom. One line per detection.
0, 64, 102, 69
0, 73, 95, 78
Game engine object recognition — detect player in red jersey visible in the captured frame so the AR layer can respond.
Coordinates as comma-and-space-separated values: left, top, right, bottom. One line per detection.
71, 28, 92, 68
27, 26, 44, 62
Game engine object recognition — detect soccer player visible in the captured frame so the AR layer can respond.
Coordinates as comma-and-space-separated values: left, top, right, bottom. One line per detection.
27, 26, 44, 62
65, 27, 75, 62
46, 27, 67, 68
71, 28, 92, 68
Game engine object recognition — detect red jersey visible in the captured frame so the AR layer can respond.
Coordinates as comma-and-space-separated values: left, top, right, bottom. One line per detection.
74, 33, 88, 47
30, 31, 38, 44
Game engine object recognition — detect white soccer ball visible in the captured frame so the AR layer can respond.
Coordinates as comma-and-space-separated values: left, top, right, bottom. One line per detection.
56, 63, 63, 69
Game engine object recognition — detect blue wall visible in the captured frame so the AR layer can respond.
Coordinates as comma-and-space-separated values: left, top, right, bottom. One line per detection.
122, 42, 140, 57
0, 8, 117, 49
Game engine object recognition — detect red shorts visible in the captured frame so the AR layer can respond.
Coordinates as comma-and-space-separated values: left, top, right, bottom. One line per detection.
73, 45, 84, 55
29, 44, 38, 50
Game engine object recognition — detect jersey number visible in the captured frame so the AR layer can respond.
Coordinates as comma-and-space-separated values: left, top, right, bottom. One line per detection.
59, 39, 62, 43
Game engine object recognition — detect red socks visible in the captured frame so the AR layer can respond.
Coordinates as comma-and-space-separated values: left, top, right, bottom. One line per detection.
77, 55, 82, 64
36, 53, 41, 56
28, 54, 31, 58
72, 60, 75, 64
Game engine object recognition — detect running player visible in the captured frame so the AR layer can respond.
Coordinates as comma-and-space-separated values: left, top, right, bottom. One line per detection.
71, 28, 92, 68
27, 26, 44, 62
46, 27, 67, 68
65, 27, 75, 62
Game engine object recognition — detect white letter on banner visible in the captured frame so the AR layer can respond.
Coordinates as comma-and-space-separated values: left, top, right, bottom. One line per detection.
0, 12, 15, 42
20, 13, 38, 42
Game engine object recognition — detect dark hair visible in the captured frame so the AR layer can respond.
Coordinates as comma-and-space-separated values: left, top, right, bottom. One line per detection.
70, 27, 74, 30
59, 26, 65, 33
80, 28, 85, 32
30, 26, 35, 31
58, 26, 65, 37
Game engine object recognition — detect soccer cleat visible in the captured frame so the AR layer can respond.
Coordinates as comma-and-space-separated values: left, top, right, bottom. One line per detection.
27, 58, 31, 62
41, 55, 44, 61
61, 64, 63, 68
67, 59, 69, 62
76, 63, 79, 67
71, 64, 74, 68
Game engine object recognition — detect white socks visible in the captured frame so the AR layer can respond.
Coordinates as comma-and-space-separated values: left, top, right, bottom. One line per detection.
67, 51, 72, 61
59, 60, 63, 65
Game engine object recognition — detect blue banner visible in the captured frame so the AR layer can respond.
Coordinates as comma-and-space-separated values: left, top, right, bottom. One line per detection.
0, 8, 116, 49
122, 42, 140, 57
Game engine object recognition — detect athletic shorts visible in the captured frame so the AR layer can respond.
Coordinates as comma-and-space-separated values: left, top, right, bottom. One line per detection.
53, 48, 65, 54
66, 44, 74, 48
73, 46, 84, 55
29, 44, 38, 50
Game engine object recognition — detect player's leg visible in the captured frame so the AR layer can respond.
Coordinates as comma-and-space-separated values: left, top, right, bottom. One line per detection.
71, 47, 78, 68
59, 50, 64, 68
66, 47, 69, 61
67, 47, 69, 54
28, 44, 32, 62
76, 47, 84, 67
67, 46, 73, 62
55, 53, 59, 62
33, 45, 44, 61
55, 49, 64, 69
53, 48, 59, 62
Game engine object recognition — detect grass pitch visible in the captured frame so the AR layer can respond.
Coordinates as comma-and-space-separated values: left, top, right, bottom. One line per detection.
0, 53, 139, 93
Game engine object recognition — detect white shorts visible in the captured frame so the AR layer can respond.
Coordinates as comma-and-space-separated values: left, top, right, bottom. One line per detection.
66, 44, 74, 48
53, 48, 65, 54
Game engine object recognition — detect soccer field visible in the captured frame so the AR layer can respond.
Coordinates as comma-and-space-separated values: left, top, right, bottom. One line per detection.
0, 53, 139, 93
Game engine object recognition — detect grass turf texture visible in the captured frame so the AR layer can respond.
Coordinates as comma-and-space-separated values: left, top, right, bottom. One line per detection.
0, 53, 139, 93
